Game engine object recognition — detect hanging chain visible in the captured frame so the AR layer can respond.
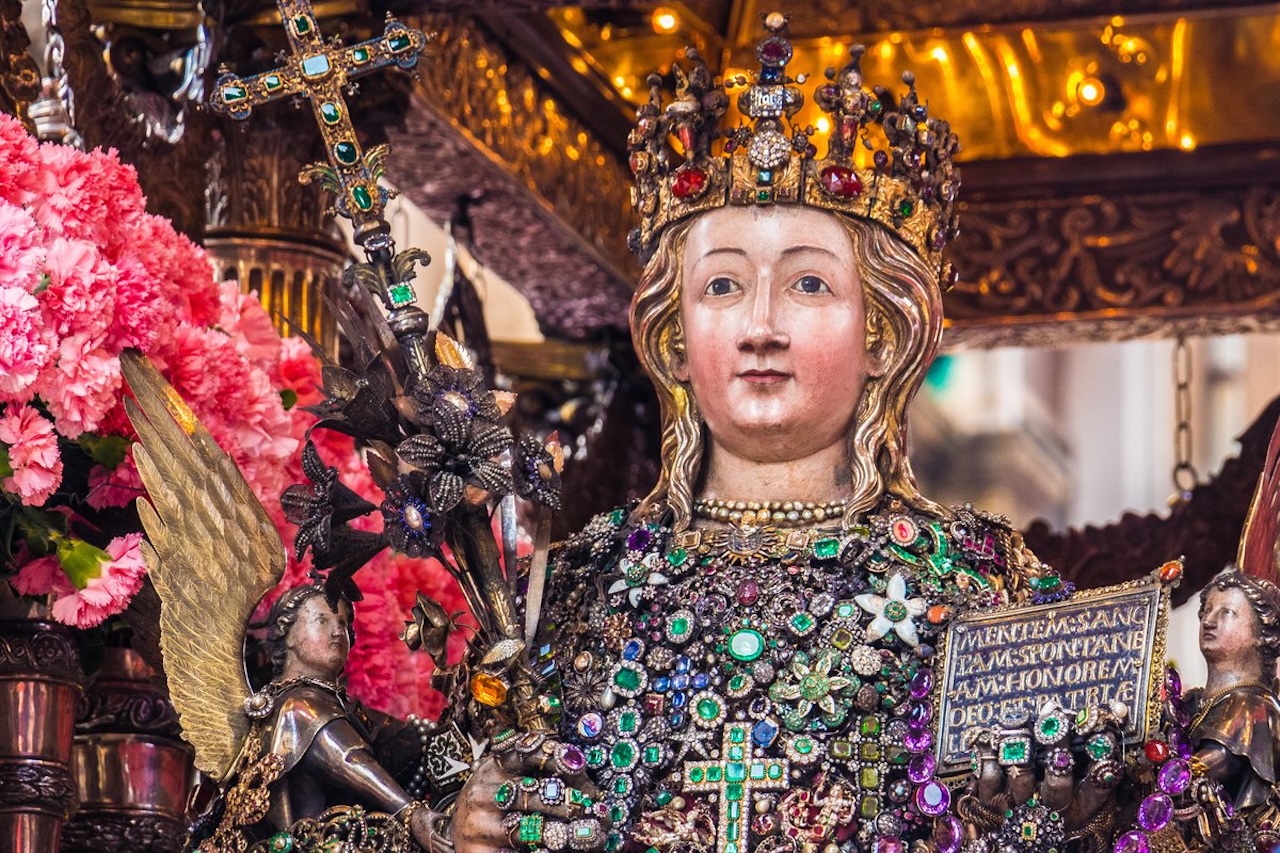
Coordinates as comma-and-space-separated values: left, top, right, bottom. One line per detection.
1171, 335, 1199, 500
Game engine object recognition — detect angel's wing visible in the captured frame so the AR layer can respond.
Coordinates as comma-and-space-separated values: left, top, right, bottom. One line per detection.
1239, 408, 1280, 584
121, 351, 286, 780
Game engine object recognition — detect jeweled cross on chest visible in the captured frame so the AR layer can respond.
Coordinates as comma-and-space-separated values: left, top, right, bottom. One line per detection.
681, 722, 789, 853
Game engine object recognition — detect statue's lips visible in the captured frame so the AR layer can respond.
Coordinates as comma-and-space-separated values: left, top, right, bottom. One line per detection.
739, 369, 790, 384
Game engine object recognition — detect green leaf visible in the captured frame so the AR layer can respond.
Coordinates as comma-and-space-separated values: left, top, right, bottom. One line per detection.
33, 272, 51, 294
77, 434, 129, 469
56, 538, 111, 589
0, 444, 11, 480
280, 389, 298, 410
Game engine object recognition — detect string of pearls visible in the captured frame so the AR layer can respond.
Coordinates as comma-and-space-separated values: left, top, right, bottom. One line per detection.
692, 498, 848, 526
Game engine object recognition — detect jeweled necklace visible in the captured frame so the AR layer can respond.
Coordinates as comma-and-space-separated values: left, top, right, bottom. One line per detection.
693, 497, 848, 526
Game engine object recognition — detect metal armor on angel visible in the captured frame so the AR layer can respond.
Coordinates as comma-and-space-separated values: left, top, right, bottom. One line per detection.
120, 354, 452, 853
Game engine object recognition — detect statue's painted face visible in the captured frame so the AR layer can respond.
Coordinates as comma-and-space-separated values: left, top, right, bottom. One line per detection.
1200, 585, 1261, 666
286, 595, 352, 680
676, 206, 872, 465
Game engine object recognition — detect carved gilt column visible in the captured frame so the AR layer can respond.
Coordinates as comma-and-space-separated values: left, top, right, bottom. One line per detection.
204, 120, 345, 359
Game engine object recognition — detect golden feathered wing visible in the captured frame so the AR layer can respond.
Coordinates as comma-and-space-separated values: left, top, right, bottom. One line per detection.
121, 351, 287, 781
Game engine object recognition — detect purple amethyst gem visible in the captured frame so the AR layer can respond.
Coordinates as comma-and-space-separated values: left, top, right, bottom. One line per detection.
907, 753, 936, 784
1166, 667, 1182, 699
1113, 831, 1150, 853
909, 668, 933, 700
1137, 793, 1173, 832
1158, 757, 1191, 795
873, 838, 904, 853
558, 744, 587, 773
627, 528, 652, 551
908, 702, 932, 728
913, 780, 951, 816
932, 815, 963, 853
1169, 728, 1193, 759
904, 727, 933, 754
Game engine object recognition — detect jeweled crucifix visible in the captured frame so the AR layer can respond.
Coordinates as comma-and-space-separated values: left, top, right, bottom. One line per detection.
209, 0, 428, 255
682, 721, 790, 853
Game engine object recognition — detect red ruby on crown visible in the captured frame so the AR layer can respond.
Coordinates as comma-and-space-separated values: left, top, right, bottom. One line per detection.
671, 167, 708, 199
819, 165, 862, 198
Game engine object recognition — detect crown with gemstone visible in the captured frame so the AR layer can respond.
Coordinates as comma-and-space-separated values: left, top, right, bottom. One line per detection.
627, 12, 961, 285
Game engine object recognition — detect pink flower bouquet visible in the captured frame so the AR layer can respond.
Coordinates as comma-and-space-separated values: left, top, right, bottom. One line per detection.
0, 114, 462, 716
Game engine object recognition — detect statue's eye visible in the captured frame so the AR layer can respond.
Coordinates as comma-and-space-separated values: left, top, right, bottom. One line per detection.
794, 275, 831, 294
706, 277, 737, 296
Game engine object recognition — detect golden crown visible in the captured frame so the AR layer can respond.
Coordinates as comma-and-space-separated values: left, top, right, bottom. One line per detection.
627, 12, 961, 285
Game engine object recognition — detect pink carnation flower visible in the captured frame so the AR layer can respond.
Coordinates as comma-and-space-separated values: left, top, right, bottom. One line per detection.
0, 202, 46, 290
86, 450, 144, 510
218, 281, 282, 372
105, 253, 170, 352
11, 553, 73, 598
31, 142, 144, 256
0, 403, 63, 506
40, 236, 115, 345
0, 286, 54, 403
35, 334, 121, 438
0, 114, 41, 206
49, 533, 148, 629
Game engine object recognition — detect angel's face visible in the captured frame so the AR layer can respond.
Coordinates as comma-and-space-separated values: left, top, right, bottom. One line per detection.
285, 596, 352, 681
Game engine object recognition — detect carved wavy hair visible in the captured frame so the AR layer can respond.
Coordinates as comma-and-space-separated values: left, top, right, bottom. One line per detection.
1200, 568, 1280, 680
630, 214, 946, 530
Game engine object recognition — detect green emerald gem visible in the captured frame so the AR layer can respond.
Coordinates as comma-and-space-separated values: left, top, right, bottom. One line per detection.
587, 746, 606, 766
728, 629, 764, 662
749, 764, 764, 780
643, 745, 661, 764
789, 612, 815, 633
609, 509, 626, 524
221, 85, 247, 103
495, 783, 514, 806
670, 616, 690, 636
813, 537, 840, 560
666, 547, 687, 567
269, 833, 294, 853
794, 738, 814, 755
610, 741, 636, 768
352, 185, 373, 211
756, 189, 772, 202
689, 767, 704, 783
388, 283, 414, 306
613, 667, 641, 691
696, 697, 721, 720
860, 767, 880, 789
656, 790, 673, 806
898, 200, 915, 217
726, 783, 744, 802
387, 32, 412, 52
767, 763, 783, 780
263, 74, 282, 91
883, 600, 908, 622
293, 15, 312, 34
351, 46, 371, 63
730, 726, 745, 743
320, 102, 342, 124
727, 762, 746, 782
619, 711, 638, 733
1039, 717, 1063, 739
334, 141, 358, 165
837, 603, 855, 618
707, 766, 722, 782
1000, 739, 1029, 763
860, 716, 881, 737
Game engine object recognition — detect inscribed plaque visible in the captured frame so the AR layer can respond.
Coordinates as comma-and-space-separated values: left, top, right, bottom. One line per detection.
934, 576, 1171, 775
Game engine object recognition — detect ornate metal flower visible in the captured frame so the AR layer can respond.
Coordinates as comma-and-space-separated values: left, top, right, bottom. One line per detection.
280, 439, 377, 560
855, 573, 927, 647
379, 472, 445, 558
408, 365, 502, 425
305, 359, 402, 445
513, 432, 562, 510
768, 648, 855, 728
396, 410, 513, 512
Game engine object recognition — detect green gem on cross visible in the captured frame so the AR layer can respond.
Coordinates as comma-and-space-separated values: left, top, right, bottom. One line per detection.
388, 283, 414, 306
334, 142, 359, 165
683, 723, 789, 853
352, 185, 374, 211
320, 103, 342, 124
387, 32, 413, 52
292, 15, 312, 34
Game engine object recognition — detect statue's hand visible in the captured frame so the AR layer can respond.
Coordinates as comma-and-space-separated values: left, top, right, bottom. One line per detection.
409, 802, 455, 853
962, 703, 1127, 849
451, 732, 609, 853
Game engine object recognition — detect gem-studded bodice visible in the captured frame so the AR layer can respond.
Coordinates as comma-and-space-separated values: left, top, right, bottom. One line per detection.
539, 497, 1060, 853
